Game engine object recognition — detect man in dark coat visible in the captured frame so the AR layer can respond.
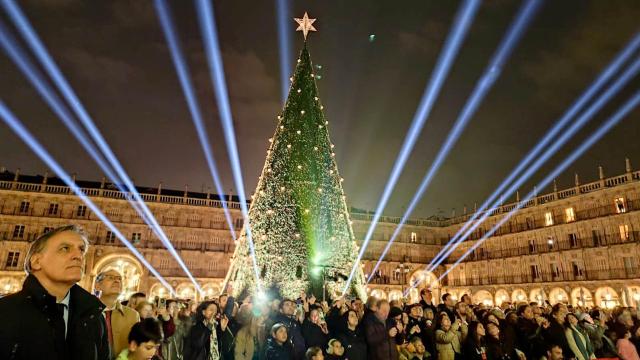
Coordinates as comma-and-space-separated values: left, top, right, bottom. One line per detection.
543, 304, 571, 357
419, 289, 437, 317
271, 299, 306, 360
0, 225, 110, 360
364, 299, 399, 360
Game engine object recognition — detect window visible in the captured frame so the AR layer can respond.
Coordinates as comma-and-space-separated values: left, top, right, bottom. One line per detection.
528, 240, 537, 253
19, 200, 30, 213
410, 232, 417, 243
12, 225, 25, 239
568, 233, 578, 248
526, 217, 534, 230
615, 197, 627, 213
565, 207, 576, 222
76, 205, 87, 217
530, 264, 541, 280
5, 251, 20, 268
545, 212, 554, 226
572, 261, 584, 277
592, 229, 603, 246
43, 227, 53, 235
392, 269, 401, 281
48, 203, 59, 215
105, 231, 116, 244
547, 236, 555, 250
132, 233, 142, 244
619, 224, 630, 241
551, 263, 561, 278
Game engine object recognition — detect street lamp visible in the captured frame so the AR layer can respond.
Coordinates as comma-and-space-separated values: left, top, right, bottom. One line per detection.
395, 262, 412, 295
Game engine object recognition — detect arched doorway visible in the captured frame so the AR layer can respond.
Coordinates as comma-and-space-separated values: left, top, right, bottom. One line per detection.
627, 286, 640, 308
570, 287, 594, 307
176, 283, 197, 301
512, 289, 527, 303
529, 288, 545, 305
595, 287, 620, 309
0, 277, 22, 295
202, 283, 221, 300
389, 290, 403, 302
495, 289, 510, 306
409, 270, 440, 302
549, 287, 569, 305
370, 289, 387, 300
473, 290, 494, 306
92, 254, 143, 301
149, 283, 172, 301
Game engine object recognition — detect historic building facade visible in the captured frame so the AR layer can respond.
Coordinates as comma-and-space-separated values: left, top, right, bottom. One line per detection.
1, 159, 638, 308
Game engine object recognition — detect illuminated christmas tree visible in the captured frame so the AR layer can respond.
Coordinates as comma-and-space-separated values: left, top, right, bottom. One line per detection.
225, 13, 366, 300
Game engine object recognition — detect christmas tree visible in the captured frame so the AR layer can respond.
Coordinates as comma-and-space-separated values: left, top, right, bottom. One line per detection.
225, 13, 366, 300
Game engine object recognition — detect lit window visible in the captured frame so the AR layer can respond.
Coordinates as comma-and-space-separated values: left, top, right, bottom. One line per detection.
545, 212, 554, 226
410, 232, 417, 243
565, 207, 575, 222
615, 197, 626, 213
620, 224, 629, 241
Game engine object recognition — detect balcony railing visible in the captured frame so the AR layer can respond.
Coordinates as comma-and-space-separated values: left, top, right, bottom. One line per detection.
454, 231, 640, 262
444, 267, 640, 287
457, 199, 640, 242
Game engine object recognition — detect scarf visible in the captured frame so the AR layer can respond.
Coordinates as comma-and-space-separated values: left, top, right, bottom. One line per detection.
569, 324, 591, 359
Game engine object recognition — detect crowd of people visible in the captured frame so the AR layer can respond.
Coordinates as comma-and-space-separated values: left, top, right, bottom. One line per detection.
1, 225, 640, 360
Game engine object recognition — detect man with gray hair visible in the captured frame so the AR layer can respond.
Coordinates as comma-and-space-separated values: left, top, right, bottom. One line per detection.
95, 268, 140, 358
0, 224, 110, 359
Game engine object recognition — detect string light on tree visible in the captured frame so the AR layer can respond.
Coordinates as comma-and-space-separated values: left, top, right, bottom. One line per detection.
225, 12, 365, 300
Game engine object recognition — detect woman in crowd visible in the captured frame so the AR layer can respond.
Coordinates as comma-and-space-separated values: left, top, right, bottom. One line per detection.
461, 321, 486, 360
235, 305, 266, 360
336, 309, 367, 360
616, 325, 640, 360
302, 306, 330, 350
324, 338, 345, 360
485, 321, 511, 360
564, 312, 596, 360
435, 312, 467, 360
184, 301, 226, 360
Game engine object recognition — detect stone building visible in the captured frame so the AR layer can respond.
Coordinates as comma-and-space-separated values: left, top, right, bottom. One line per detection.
1, 159, 638, 308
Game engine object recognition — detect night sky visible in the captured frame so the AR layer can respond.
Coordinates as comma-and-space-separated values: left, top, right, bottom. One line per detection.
1, 0, 639, 219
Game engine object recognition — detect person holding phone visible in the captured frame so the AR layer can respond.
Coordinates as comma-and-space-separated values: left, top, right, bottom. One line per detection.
184, 301, 227, 360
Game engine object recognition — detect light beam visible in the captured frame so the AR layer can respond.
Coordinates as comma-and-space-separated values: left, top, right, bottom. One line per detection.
344, 0, 482, 292
1, 2, 203, 293
439, 90, 640, 281
425, 32, 640, 273
0, 100, 175, 295
195, 0, 262, 289
365, 0, 541, 285
153, 0, 237, 245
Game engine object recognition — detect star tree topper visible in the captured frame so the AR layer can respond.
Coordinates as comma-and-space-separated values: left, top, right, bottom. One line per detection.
294, 12, 316, 40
